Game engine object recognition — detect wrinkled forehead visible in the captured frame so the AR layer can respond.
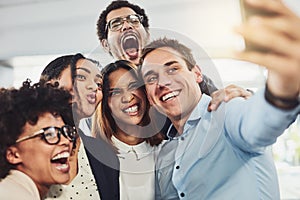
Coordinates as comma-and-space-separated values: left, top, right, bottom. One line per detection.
106, 7, 137, 22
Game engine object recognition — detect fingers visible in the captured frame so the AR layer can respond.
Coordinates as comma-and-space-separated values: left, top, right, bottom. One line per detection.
234, 50, 300, 79
223, 85, 253, 101
234, 0, 300, 103
255, 16, 300, 40
237, 0, 300, 56
207, 85, 253, 112
244, 0, 289, 16
235, 0, 300, 79
235, 22, 300, 60
207, 89, 225, 112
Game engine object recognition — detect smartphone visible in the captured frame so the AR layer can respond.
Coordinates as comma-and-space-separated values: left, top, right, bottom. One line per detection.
239, 0, 278, 52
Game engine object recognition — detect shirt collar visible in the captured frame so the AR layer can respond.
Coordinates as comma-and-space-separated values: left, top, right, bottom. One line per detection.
166, 94, 212, 139
111, 135, 153, 160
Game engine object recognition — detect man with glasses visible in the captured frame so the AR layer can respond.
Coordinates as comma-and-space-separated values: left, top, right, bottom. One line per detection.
0, 80, 75, 199
96, 0, 252, 112
97, 1, 149, 66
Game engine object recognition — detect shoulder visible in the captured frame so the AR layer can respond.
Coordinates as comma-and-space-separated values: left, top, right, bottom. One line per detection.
0, 170, 40, 199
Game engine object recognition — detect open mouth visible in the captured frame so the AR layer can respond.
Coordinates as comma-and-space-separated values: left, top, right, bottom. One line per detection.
51, 151, 70, 172
123, 104, 139, 115
161, 91, 180, 102
87, 93, 96, 104
121, 34, 139, 60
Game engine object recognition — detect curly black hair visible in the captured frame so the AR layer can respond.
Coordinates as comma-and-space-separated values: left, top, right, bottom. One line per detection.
40, 53, 86, 85
40, 53, 100, 87
39, 53, 101, 125
96, 0, 150, 41
0, 80, 74, 179
40, 55, 74, 82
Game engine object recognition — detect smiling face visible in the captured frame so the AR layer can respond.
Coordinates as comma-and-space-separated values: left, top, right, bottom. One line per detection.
11, 112, 73, 195
141, 47, 202, 124
73, 59, 103, 119
103, 7, 150, 65
108, 68, 147, 128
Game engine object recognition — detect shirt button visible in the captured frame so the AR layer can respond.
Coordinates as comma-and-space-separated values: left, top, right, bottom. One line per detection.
181, 137, 184, 141
176, 165, 180, 169
180, 192, 185, 197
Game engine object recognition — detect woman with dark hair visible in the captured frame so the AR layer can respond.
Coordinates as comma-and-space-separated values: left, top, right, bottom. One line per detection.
93, 60, 164, 200
0, 80, 75, 200
41, 53, 119, 200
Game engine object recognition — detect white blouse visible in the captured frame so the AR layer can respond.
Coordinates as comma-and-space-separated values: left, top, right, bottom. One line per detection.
112, 136, 162, 200
45, 140, 100, 200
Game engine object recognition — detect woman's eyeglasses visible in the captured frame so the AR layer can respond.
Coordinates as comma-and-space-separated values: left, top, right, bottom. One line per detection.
15, 125, 77, 145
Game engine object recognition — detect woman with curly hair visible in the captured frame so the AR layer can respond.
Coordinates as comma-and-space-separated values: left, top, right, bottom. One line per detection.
0, 80, 76, 200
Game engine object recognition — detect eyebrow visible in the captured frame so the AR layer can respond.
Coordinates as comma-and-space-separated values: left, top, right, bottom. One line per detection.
164, 61, 178, 66
76, 67, 102, 79
109, 88, 120, 91
143, 60, 179, 78
76, 67, 90, 73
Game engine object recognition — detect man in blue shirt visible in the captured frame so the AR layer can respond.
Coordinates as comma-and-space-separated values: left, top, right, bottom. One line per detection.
139, 37, 300, 199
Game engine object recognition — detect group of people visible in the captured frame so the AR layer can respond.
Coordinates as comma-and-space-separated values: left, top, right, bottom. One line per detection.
0, 0, 299, 199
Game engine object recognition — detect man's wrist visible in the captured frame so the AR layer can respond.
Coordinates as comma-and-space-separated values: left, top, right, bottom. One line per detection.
264, 84, 300, 110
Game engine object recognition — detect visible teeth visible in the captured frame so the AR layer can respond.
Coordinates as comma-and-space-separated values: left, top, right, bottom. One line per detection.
56, 163, 69, 170
124, 105, 138, 113
52, 152, 70, 161
125, 35, 136, 41
162, 91, 179, 102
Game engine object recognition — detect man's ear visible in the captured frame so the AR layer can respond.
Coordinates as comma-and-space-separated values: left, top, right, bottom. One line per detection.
6, 146, 22, 165
192, 65, 203, 83
101, 39, 110, 53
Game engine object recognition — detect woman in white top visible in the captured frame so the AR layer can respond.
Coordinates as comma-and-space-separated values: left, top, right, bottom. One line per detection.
0, 80, 75, 200
93, 60, 165, 200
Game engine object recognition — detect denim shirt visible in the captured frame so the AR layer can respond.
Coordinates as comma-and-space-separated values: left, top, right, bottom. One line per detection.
155, 89, 300, 200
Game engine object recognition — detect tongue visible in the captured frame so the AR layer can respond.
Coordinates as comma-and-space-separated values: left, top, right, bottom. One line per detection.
125, 48, 139, 59
87, 96, 96, 104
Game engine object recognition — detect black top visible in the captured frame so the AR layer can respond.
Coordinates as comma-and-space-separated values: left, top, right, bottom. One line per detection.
78, 130, 120, 200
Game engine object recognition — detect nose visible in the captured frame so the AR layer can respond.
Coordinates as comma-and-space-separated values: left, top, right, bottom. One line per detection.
121, 20, 133, 32
157, 74, 172, 88
59, 131, 72, 147
122, 91, 134, 103
87, 80, 98, 91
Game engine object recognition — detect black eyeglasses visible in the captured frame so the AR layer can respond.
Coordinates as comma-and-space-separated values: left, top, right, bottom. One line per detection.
15, 125, 77, 145
106, 14, 143, 32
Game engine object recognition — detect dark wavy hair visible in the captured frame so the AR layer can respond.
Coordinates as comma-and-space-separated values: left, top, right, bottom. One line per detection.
40, 53, 100, 122
96, 0, 150, 41
40, 53, 87, 85
92, 60, 164, 149
0, 80, 73, 179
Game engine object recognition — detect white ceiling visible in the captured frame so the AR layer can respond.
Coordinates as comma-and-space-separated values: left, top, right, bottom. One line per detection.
0, 0, 242, 60
0, 0, 299, 87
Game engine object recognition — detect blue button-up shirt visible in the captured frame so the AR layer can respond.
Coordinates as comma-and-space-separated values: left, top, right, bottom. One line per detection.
155, 89, 300, 200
